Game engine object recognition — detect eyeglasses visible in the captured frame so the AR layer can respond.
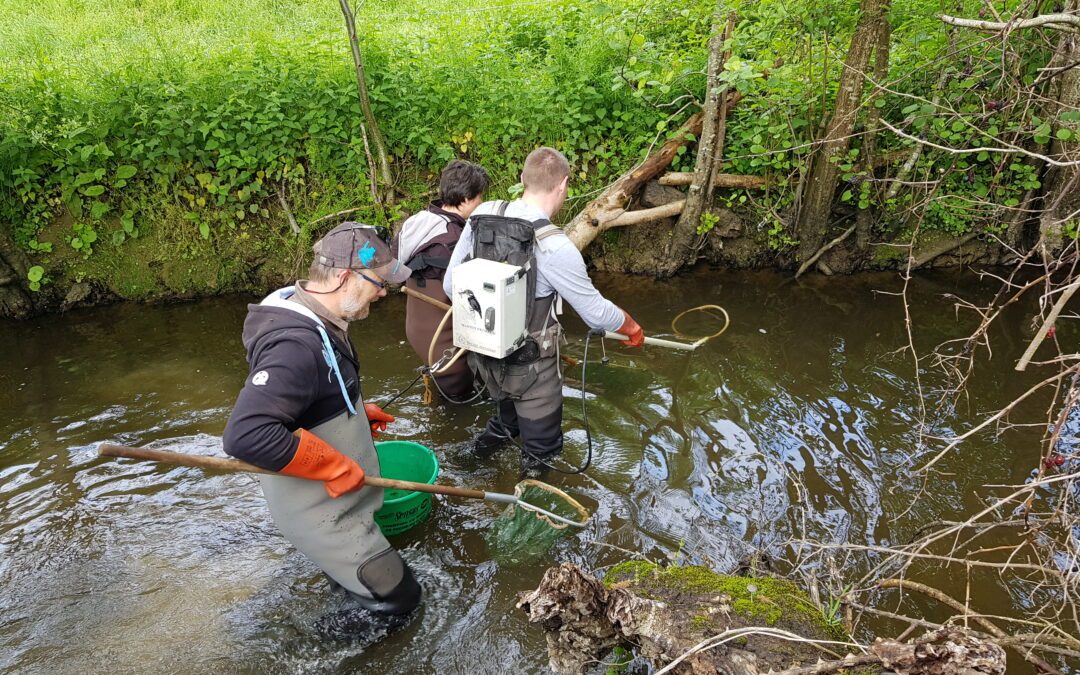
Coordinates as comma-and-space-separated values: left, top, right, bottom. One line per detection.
356, 271, 388, 290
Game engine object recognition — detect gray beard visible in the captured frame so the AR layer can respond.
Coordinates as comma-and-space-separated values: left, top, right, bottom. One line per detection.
341, 297, 368, 322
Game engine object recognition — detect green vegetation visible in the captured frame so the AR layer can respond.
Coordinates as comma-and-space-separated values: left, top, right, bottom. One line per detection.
0, 0, 1063, 303
603, 560, 840, 637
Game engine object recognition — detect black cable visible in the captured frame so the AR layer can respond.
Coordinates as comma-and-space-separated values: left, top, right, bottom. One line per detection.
377, 370, 425, 412
429, 371, 486, 405
380, 356, 485, 412
426, 349, 486, 405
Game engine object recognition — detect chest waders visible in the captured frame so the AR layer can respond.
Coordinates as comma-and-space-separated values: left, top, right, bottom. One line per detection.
466, 204, 567, 463
256, 288, 421, 616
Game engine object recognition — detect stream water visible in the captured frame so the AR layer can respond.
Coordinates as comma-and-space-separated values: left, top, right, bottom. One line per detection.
0, 269, 1067, 673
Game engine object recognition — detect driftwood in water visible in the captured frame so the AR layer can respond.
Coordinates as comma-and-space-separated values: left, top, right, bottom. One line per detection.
518, 562, 837, 674
518, 563, 1010, 675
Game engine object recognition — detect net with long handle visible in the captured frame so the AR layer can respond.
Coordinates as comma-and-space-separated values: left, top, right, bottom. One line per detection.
485, 479, 589, 564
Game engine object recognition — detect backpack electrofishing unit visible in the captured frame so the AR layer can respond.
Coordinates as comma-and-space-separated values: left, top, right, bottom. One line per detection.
451, 201, 563, 402
451, 257, 529, 358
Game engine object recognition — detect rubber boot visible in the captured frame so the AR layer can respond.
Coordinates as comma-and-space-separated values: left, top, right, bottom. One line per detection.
517, 407, 563, 475
472, 400, 519, 458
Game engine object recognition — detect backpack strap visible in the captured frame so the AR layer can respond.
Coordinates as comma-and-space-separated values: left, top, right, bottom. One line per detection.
535, 224, 561, 242
406, 253, 450, 270
496, 200, 509, 217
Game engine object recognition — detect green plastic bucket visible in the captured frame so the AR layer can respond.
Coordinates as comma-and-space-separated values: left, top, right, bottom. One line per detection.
374, 441, 439, 536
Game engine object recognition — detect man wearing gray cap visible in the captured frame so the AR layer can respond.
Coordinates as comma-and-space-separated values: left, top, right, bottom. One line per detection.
223, 222, 419, 635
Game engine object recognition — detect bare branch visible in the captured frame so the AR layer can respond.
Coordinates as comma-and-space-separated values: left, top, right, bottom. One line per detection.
1016, 278, 1080, 371
940, 13, 1080, 34
881, 118, 1080, 167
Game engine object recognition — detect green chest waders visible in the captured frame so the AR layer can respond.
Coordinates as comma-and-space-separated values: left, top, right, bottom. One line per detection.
257, 288, 420, 615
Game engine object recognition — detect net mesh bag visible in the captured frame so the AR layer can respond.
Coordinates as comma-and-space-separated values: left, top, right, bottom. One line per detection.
485, 479, 589, 564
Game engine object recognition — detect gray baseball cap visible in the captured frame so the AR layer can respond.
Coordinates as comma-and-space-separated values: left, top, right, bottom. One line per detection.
313, 222, 411, 284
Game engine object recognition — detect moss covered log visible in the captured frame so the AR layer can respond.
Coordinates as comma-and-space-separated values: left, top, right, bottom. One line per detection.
518, 562, 847, 674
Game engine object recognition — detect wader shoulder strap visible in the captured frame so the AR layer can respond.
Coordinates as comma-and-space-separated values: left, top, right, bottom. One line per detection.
259, 287, 358, 416
405, 252, 450, 287
529, 293, 558, 333
406, 253, 450, 270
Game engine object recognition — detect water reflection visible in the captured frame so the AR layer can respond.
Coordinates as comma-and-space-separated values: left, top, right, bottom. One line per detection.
0, 269, 1053, 672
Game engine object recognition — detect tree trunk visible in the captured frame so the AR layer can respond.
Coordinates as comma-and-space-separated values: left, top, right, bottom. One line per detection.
338, 0, 393, 202
1038, 2, 1080, 262
658, 11, 734, 278
795, 0, 890, 265
854, 21, 891, 258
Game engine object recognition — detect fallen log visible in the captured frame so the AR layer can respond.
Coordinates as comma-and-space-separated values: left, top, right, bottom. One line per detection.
774, 628, 1006, 675
564, 111, 704, 251
566, 90, 746, 252
517, 561, 847, 674
605, 200, 686, 228
517, 562, 1013, 675
657, 172, 771, 188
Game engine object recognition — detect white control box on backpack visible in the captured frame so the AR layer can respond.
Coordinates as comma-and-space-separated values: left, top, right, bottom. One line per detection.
451, 258, 529, 358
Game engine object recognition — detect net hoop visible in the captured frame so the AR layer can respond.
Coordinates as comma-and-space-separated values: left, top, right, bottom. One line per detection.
671, 304, 730, 343
514, 479, 590, 530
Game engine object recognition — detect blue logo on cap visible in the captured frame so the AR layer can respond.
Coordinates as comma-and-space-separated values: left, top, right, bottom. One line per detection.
357, 241, 376, 267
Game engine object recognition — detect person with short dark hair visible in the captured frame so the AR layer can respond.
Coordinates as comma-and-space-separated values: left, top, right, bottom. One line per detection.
443, 148, 645, 472
393, 159, 490, 400
223, 223, 421, 636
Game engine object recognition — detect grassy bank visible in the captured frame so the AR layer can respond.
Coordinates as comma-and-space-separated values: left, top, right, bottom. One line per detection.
0, 0, 1042, 307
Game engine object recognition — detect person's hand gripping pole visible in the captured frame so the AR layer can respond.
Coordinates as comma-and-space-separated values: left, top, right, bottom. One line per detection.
614, 308, 645, 347
281, 429, 365, 498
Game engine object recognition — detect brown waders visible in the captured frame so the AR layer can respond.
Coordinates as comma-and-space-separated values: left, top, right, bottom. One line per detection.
404, 277, 474, 399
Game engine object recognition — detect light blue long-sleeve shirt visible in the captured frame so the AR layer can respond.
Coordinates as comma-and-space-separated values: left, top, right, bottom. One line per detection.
443, 200, 624, 332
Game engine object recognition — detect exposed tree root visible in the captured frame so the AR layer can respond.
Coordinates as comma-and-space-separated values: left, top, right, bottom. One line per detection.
795, 224, 856, 278
911, 231, 981, 269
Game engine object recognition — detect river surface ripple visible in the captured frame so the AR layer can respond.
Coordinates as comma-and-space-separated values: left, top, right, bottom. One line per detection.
0, 269, 1061, 673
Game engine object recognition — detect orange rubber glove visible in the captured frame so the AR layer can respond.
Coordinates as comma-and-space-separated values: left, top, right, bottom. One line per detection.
364, 402, 395, 438
616, 309, 645, 347
280, 429, 365, 498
